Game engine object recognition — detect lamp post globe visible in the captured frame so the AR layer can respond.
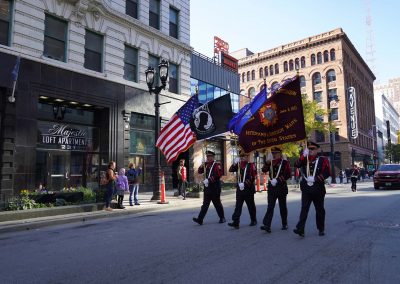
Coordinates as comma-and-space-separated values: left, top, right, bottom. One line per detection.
159, 59, 169, 85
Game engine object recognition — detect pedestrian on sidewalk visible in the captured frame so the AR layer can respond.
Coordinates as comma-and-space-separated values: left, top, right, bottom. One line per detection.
116, 168, 129, 209
350, 164, 360, 192
227, 150, 257, 229
293, 141, 331, 237
339, 169, 344, 184
177, 159, 187, 200
104, 161, 117, 211
260, 147, 291, 233
127, 163, 141, 206
193, 150, 226, 225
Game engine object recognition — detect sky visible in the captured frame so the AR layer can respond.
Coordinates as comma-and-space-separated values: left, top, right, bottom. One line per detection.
190, 0, 400, 84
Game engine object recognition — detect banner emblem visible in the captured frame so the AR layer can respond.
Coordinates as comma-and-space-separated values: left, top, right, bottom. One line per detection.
259, 102, 278, 127
192, 104, 216, 135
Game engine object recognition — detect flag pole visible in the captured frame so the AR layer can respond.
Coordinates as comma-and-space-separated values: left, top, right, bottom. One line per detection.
8, 81, 16, 103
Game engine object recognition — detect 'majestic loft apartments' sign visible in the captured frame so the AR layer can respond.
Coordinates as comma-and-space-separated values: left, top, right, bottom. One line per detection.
39, 123, 90, 150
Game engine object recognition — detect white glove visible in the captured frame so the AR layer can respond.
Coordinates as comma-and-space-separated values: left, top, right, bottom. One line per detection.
282, 154, 287, 161
271, 178, 277, 187
303, 148, 309, 157
267, 153, 273, 161
203, 179, 209, 187
238, 182, 245, 191
234, 157, 240, 164
307, 176, 314, 186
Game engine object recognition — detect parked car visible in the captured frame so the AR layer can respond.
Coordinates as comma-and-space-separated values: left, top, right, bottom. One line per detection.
373, 164, 400, 190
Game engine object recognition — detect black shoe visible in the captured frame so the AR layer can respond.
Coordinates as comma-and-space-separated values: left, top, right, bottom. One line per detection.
228, 222, 239, 229
120, 206, 125, 209
249, 221, 257, 226
219, 218, 226, 224
293, 228, 305, 237
260, 225, 271, 233
135, 203, 140, 205
129, 204, 133, 206
319, 231, 325, 236
281, 225, 288, 230
192, 217, 203, 225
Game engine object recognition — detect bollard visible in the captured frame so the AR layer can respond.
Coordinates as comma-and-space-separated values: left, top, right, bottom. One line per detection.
256, 175, 261, 193
263, 173, 267, 191
157, 171, 169, 204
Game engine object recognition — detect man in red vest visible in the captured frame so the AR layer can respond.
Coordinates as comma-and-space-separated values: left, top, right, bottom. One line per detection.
177, 159, 187, 199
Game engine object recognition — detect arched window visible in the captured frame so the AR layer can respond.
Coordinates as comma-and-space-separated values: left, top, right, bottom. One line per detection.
242, 73, 245, 83
289, 60, 294, 71
311, 54, 316, 66
301, 56, 306, 68
271, 81, 279, 91
295, 58, 300, 70
260, 84, 266, 91
327, 69, 336, 82
251, 70, 255, 80
274, 63, 279, 74
300, 76, 306, 87
283, 61, 288, 72
317, 52, 322, 64
259, 67, 264, 78
269, 65, 274, 76
247, 71, 250, 82
312, 72, 321, 85
264, 66, 269, 77
330, 49, 336, 61
248, 87, 256, 98
323, 50, 329, 62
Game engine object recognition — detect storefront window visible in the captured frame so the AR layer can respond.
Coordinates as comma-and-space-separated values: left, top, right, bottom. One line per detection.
207, 140, 224, 169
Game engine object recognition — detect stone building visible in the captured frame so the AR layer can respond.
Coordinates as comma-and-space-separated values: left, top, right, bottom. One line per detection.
235, 28, 376, 172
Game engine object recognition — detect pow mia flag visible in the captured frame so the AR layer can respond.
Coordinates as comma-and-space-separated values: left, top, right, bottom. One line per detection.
190, 94, 233, 141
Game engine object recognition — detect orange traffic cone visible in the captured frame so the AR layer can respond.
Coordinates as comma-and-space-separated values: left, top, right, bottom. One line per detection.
157, 171, 169, 204
256, 175, 261, 193
263, 173, 267, 191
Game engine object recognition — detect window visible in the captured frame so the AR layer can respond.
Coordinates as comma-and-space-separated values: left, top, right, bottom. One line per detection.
327, 69, 336, 82
313, 91, 322, 103
295, 58, 300, 70
168, 62, 178, 94
169, 6, 179, 39
149, 0, 160, 29
300, 76, 306, 88
274, 63, 279, 74
330, 108, 338, 120
334, 129, 340, 142
323, 50, 329, 62
126, 0, 138, 19
301, 56, 306, 68
330, 49, 336, 61
242, 73, 245, 83
311, 54, 316, 66
248, 87, 255, 98
148, 54, 160, 86
44, 14, 67, 62
246, 71, 250, 82
84, 30, 103, 72
271, 81, 279, 91
264, 66, 268, 77
317, 52, 322, 64
315, 130, 325, 143
315, 114, 323, 122
190, 78, 198, 95
259, 68, 263, 78
130, 113, 155, 155
214, 86, 221, 98
206, 83, 214, 101
251, 70, 255, 80
124, 45, 138, 82
230, 93, 239, 113
0, 0, 12, 46
328, 88, 337, 101
312, 72, 321, 85
289, 60, 294, 71
198, 80, 207, 103
283, 61, 288, 72
269, 65, 274, 76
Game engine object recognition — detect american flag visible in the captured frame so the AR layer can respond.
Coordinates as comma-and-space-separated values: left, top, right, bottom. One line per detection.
156, 96, 199, 164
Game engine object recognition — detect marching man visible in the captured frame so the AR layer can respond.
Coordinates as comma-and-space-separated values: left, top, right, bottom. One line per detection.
260, 146, 291, 233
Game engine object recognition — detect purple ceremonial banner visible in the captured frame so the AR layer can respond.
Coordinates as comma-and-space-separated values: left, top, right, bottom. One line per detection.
238, 76, 306, 152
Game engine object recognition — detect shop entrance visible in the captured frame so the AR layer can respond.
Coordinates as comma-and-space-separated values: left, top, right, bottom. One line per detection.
36, 150, 100, 191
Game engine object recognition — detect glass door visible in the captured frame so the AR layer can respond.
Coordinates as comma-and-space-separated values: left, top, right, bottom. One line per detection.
49, 151, 70, 191
69, 152, 84, 188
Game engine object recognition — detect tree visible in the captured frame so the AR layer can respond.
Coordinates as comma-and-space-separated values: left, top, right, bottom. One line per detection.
385, 143, 400, 163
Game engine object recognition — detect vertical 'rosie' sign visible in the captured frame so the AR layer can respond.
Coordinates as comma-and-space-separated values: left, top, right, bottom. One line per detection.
348, 87, 358, 139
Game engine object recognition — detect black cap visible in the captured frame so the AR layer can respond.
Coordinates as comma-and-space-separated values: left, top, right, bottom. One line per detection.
206, 150, 215, 156
307, 141, 320, 149
271, 146, 282, 153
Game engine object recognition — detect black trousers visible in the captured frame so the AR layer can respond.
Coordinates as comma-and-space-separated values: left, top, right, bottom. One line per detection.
296, 191, 325, 232
262, 192, 287, 228
198, 191, 225, 221
178, 180, 186, 198
232, 193, 257, 225
351, 177, 357, 190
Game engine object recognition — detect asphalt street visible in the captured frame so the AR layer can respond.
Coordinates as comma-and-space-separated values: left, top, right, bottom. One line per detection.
0, 182, 399, 284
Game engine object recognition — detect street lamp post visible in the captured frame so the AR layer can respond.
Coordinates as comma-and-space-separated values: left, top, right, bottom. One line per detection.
145, 59, 169, 201
328, 94, 338, 184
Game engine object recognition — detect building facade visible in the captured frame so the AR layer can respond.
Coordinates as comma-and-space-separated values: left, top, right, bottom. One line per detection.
0, 0, 192, 197
235, 28, 376, 172
374, 77, 400, 120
